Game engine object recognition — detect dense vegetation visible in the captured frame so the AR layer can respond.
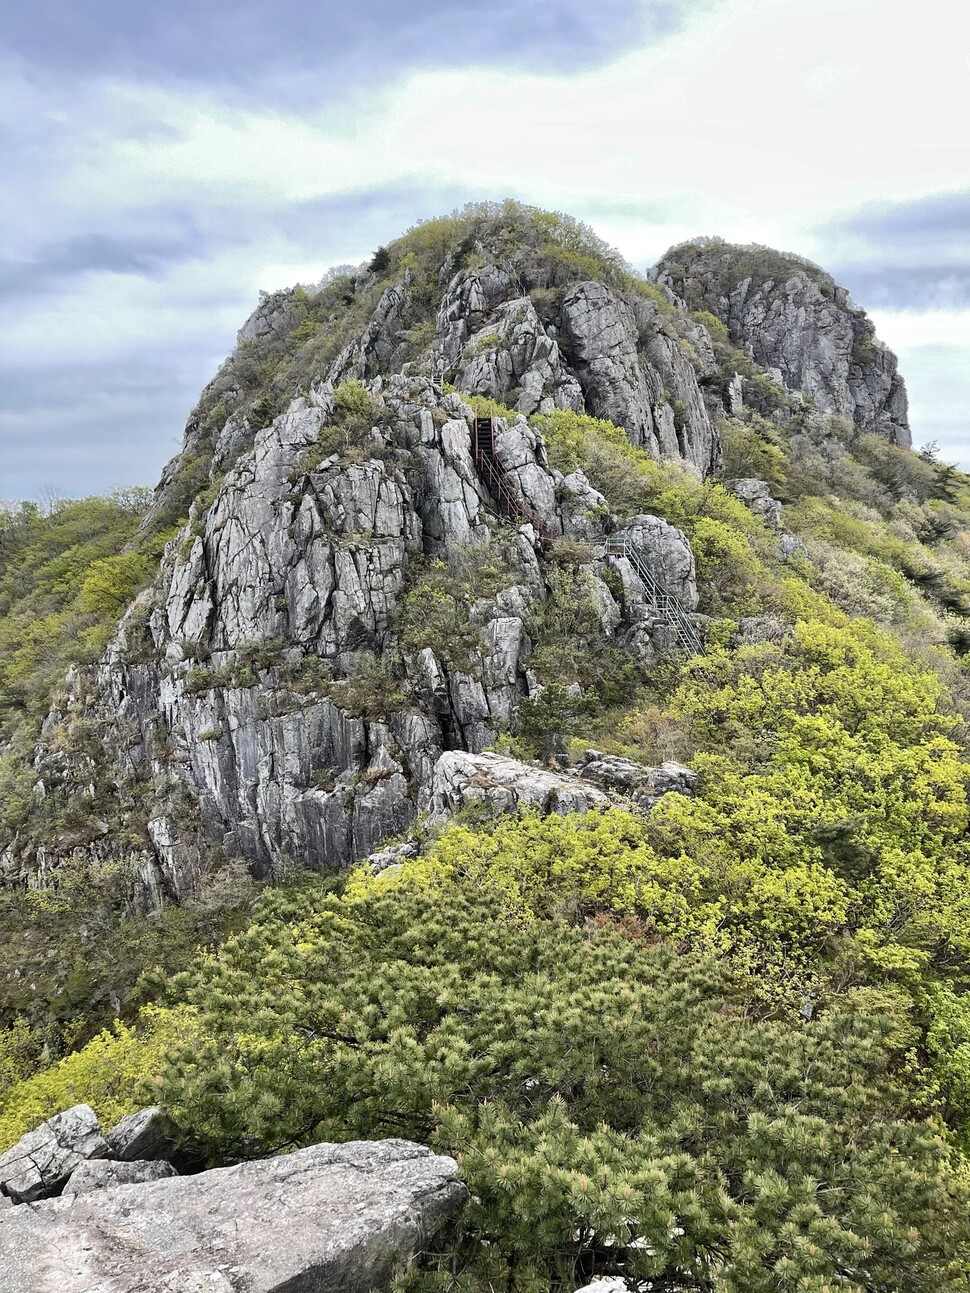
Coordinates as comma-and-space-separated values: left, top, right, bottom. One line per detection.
3, 206, 970, 1289
0, 491, 156, 743
0, 494, 252, 1079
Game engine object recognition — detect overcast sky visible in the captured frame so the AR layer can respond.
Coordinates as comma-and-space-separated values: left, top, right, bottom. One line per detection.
2, 0, 968, 500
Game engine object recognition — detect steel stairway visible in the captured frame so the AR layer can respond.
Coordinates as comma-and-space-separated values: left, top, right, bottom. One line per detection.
605, 534, 704, 657
471, 417, 554, 538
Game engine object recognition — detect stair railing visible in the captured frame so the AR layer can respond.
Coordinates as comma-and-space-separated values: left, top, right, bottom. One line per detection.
471, 417, 554, 539
605, 535, 704, 656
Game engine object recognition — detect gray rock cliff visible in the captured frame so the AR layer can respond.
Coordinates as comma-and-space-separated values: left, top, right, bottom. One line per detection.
651, 238, 910, 445
0, 210, 914, 902
4, 366, 703, 898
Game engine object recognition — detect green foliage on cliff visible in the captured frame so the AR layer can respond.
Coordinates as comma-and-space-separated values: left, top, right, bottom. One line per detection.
0, 491, 158, 742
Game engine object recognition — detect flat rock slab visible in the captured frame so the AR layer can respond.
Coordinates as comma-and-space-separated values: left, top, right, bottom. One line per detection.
65, 1158, 178, 1195
0, 1138, 465, 1293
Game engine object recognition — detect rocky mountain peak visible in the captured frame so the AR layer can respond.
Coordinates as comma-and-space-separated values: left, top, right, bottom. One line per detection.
650, 237, 910, 446
1, 202, 917, 906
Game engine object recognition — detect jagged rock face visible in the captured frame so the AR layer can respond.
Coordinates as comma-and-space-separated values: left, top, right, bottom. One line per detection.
16, 217, 915, 900
443, 286, 585, 416
0, 1138, 467, 1293
560, 281, 718, 472
2, 374, 701, 898
105, 1108, 173, 1163
0, 1104, 108, 1204
652, 241, 910, 446
331, 277, 412, 384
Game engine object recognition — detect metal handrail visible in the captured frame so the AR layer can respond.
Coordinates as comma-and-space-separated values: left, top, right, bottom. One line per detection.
471, 418, 554, 539
605, 535, 704, 656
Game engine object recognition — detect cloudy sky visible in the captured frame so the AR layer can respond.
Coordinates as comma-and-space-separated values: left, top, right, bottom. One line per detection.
2, 0, 968, 499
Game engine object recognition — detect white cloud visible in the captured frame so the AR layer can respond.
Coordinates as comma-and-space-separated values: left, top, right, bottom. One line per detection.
3, 0, 969, 488
11, 0, 970, 252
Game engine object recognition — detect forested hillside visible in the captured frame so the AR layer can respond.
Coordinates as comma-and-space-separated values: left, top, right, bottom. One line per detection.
2, 203, 970, 1290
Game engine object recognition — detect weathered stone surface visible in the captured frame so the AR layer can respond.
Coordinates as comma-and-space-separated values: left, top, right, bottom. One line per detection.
329, 276, 411, 383
425, 751, 611, 821
577, 751, 698, 807
436, 265, 514, 366
636, 760, 699, 808
366, 839, 419, 875
578, 750, 651, 789
65, 1158, 178, 1195
451, 293, 584, 415
779, 532, 808, 562
727, 477, 783, 529
607, 515, 698, 611
491, 415, 560, 530
652, 241, 910, 445
560, 280, 717, 473
105, 1108, 173, 1163
0, 1138, 466, 1293
0, 1104, 109, 1204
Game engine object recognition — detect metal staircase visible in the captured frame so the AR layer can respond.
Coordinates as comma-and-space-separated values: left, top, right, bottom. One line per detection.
605, 534, 704, 657
471, 417, 554, 538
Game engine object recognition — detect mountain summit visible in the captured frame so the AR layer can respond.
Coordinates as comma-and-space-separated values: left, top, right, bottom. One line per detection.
4, 201, 970, 1292
1, 202, 915, 901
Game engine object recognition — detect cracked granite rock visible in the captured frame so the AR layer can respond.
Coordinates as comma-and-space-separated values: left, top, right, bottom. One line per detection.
652, 240, 910, 445
0, 1104, 109, 1204
64, 1158, 178, 1195
560, 280, 718, 473
0, 1138, 467, 1293
105, 1108, 174, 1163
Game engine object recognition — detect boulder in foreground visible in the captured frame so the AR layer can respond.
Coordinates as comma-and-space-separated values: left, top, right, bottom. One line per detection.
0, 1137, 466, 1293
0, 1103, 108, 1203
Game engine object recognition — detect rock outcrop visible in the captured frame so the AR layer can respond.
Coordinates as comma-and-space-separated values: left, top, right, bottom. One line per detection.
5, 367, 706, 897
726, 478, 783, 529
561, 280, 718, 472
0, 1138, 466, 1293
652, 238, 910, 445
0, 209, 915, 901
105, 1107, 174, 1163
64, 1158, 178, 1195
0, 1104, 109, 1204
577, 750, 698, 808
426, 750, 613, 821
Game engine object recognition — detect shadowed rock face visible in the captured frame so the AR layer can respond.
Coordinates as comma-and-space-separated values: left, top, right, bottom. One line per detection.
0, 1138, 467, 1293
651, 239, 911, 446
560, 281, 718, 472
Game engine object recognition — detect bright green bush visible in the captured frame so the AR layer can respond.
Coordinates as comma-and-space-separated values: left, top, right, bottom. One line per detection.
0, 1006, 199, 1152
0, 493, 159, 741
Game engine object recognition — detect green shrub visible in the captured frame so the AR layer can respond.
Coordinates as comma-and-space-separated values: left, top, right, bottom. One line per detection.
156, 879, 970, 1290
0, 1006, 200, 1152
